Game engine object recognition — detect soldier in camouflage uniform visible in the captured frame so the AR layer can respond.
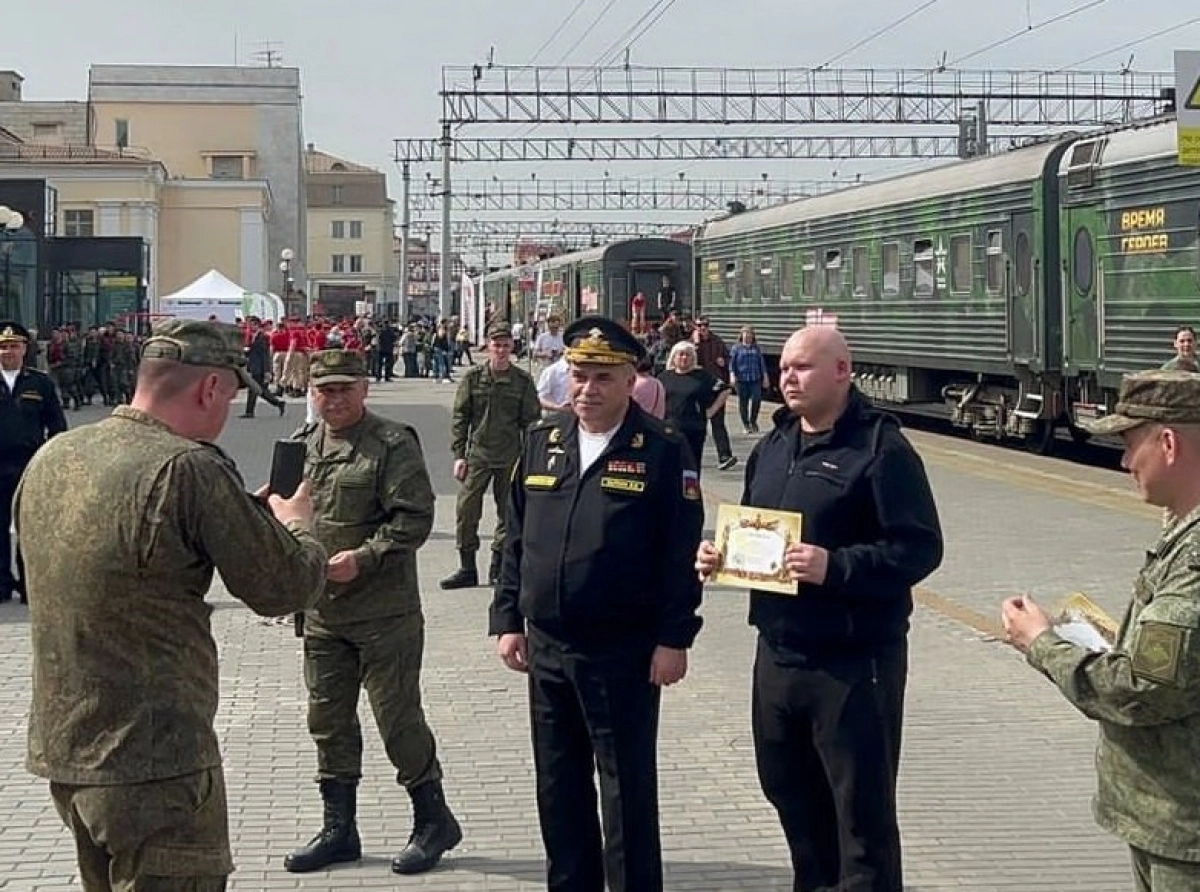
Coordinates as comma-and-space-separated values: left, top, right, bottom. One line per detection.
1002, 370, 1200, 892
441, 320, 541, 589
111, 330, 138, 404
61, 327, 85, 410
15, 319, 329, 892
284, 349, 462, 877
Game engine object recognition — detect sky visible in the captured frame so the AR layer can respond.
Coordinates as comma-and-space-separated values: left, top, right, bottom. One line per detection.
8, 0, 1200, 254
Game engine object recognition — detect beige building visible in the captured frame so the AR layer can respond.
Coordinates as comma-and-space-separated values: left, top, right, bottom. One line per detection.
305, 145, 396, 318
88, 64, 307, 301
0, 66, 294, 320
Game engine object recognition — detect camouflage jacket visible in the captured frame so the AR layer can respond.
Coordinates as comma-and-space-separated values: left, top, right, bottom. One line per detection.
296, 410, 435, 624
1028, 505, 1200, 861
16, 407, 328, 785
450, 361, 540, 467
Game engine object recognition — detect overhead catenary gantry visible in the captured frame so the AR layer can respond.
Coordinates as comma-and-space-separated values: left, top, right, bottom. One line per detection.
439, 65, 1172, 127
393, 133, 1026, 164
405, 178, 855, 212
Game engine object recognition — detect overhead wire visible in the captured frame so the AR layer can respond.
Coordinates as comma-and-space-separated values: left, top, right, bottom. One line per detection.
816, 0, 942, 71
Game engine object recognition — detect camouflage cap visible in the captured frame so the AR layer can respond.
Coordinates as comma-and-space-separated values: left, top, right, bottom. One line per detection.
1079, 369, 1200, 436
310, 349, 368, 385
486, 319, 512, 340
141, 319, 256, 390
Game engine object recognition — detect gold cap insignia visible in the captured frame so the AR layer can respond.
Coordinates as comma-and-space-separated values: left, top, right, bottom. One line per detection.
631, 433, 644, 449
565, 327, 638, 366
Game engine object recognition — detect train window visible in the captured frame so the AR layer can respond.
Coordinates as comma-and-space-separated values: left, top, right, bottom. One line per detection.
740, 261, 755, 303
913, 239, 934, 297
1015, 231, 1032, 297
882, 242, 900, 296
1073, 227, 1095, 295
800, 254, 816, 299
852, 246, 869, 297
759, 256, 775, 301
724, 261, 738, 302
779, 256, 796, 299
950, 235, 972, 294
986, 230, 1004, 293
824, 250, 843, 295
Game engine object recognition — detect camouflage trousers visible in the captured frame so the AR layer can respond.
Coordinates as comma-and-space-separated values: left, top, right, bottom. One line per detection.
304, 613, 442, 789
50, 766, 233, 891
454, 460, 510, 555
1132, 846, 1200, 892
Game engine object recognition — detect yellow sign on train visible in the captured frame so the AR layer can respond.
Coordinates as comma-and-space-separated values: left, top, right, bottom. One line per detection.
1176, 50, 1200, 166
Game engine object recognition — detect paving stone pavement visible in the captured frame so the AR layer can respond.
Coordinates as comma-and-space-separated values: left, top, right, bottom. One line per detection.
0, 377, 1147, 890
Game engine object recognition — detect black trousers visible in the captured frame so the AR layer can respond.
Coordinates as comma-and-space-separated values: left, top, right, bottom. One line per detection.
682, 428, 706, 476
0, 461, 27, 596
243, 370, 284, 415
527, 628, 663, 892
752, 636, 907, 892
708, 409, 733, 461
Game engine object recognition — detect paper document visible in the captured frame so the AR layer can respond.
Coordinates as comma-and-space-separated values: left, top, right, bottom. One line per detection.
1052, 592, 1119, 653
712, 504, 803, 596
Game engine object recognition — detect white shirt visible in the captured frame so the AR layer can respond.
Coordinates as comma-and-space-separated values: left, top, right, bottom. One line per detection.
1, 368, 19, 392
535, 330, 564, 360
578, 424, 620, 474
537, 357, 572, 408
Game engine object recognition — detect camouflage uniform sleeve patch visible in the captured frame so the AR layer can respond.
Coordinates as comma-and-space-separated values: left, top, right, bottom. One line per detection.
1131, 622, 1188, 686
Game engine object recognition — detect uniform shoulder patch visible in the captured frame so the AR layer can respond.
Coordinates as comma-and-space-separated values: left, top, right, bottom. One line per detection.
1131, 621, 1188, 686
682, 468, 701, 501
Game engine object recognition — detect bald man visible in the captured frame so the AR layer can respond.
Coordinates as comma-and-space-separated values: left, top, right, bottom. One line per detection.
697, 325, 943, 892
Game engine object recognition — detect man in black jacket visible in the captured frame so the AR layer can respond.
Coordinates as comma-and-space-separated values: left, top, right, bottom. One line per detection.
490, 315, 704, 892
696, 325, 943, 892
240, 317, 285, 417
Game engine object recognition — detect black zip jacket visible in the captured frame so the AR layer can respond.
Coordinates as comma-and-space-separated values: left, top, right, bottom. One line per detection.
743, 388, 943, 653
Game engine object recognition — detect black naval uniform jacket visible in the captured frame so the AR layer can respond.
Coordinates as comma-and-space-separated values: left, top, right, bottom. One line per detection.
490, 402, 705, 653
0, 366, 67, 466
744, 388, 943, 655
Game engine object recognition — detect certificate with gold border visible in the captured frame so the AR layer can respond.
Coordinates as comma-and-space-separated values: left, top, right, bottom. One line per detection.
712, 504, 802, 596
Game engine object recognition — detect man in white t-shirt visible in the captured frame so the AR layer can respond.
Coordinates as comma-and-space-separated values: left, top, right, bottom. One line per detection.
533, 316, 565, 365
536, 355, 572, 414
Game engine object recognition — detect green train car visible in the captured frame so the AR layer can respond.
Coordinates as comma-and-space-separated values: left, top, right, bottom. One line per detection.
479, 238, 693, 327
693, 117, 1199, 448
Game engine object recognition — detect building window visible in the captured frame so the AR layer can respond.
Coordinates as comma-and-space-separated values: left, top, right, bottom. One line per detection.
852, 246, 869, 297
210, 155, 245, 180
349, 220, 363, 239
349, 255, 363, 273
115, 119, 130, 149
331, 220, 345, 239
882, 242, 900, 296
64, 209, 95, 237
31, 122, 62, 144
913, 238, 935, 297
950, 235, 972, 293
331, 185, 345, 205
986, 230, 1004, 293
824, 249, 843, 295
331, 254, 346, 273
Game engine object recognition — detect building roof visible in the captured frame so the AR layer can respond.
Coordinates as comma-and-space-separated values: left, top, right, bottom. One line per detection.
0, 143, 157, 164
304, 146, 378, 175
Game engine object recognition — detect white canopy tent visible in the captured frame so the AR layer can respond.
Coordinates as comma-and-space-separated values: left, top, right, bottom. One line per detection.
159, 270, 284, 324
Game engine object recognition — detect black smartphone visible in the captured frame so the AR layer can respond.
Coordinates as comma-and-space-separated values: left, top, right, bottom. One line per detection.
269, 440, 307, 498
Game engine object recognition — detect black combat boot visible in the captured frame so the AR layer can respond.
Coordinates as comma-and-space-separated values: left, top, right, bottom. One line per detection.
487, 551, 503, 585
439, 551, 479, 589
390, 780, 463, 875
283, 780, 362, 873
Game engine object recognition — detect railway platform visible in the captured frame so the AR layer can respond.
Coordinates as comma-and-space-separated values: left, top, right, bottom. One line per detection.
0, 376, 1156, 891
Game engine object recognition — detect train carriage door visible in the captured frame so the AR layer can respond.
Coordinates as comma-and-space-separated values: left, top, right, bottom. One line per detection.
1009, 212, 1038, 364
609, 274, 629, 322
1061, 207, 1101, 371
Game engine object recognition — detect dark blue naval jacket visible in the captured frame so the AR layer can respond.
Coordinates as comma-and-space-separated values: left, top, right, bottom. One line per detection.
490, 402, 705, 652
743, 388, 943, 654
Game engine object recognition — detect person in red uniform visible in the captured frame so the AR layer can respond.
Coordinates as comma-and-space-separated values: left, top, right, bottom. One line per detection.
631, 292, 647, 335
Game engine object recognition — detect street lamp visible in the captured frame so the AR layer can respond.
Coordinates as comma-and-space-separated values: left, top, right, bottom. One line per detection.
0, 205, 26, 320
279, 247, 294, 317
